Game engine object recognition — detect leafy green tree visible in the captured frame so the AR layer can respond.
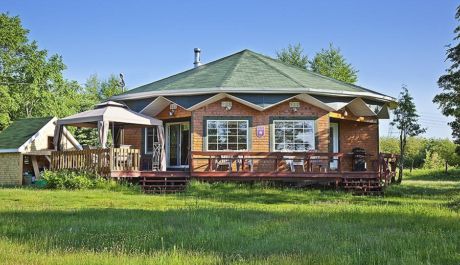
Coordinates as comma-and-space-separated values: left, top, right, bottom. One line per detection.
72, 74, 123, 147
0, 13, 82, 130
276, 43, 309, 69
310, 43, 358, 84
433, 6, 460, 154
390, 86, 426, 183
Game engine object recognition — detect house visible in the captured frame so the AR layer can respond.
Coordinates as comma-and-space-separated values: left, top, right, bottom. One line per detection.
52, 49, 398, 192
0, 117, 80, 185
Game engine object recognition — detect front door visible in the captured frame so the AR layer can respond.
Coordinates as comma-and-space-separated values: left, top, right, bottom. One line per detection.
329, 122, 339, 170
166, 122, 190, 168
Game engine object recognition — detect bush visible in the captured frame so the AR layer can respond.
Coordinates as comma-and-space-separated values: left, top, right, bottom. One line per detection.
41, 170, 140, 192
42, 170, 96, 189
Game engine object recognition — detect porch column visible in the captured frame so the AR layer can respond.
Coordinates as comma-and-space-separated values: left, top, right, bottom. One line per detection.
157, 125, 167, 171
53, 124, 63, 151
97, 120, 110, 148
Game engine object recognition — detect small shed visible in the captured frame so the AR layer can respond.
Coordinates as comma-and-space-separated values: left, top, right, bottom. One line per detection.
0, 117, 80, 185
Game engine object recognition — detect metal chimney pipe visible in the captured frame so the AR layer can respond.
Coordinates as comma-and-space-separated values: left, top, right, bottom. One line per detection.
194, 48, 202, 68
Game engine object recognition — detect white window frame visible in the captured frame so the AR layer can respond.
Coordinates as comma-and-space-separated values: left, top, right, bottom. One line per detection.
144, 127, 157, 154
272, 120, 315, 151
206, 120, 249, 151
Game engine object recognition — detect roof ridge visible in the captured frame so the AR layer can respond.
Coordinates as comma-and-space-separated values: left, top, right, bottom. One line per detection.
248, 52, 306, 88
121, 49, 249, 95
219, 51, 247, 87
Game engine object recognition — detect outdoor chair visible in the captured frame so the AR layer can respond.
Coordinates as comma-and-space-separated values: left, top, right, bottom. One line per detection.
215, 155, 234, 171
236, 155, 254, 172
283, 155, 305, 172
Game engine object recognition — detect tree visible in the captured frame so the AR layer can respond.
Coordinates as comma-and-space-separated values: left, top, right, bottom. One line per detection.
310, 43, 358, 84
390, 86, 426, 183
72, 74, 123, 146
276, 43, 309, 69
0, 13, 82, 131
433, 6, 460, 154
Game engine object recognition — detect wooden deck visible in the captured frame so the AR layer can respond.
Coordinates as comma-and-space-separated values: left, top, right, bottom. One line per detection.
50, 149, 398, 194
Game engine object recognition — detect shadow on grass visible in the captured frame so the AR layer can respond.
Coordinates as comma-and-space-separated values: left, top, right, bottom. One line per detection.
182, 181, 350, 205
0, 206, 458, 264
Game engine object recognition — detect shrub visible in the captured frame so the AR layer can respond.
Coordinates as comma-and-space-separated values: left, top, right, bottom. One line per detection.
41, 170, 140, 192
43, 170, 99, 190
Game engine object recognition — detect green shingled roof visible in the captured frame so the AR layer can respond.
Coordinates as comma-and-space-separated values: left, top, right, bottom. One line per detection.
0, 117, 54, 150
121, 49, 386, 97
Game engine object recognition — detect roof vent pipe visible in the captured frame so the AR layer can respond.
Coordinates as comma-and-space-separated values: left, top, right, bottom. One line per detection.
193, 48, 202, 68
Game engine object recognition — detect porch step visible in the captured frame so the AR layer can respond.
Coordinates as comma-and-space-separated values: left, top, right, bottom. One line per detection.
341, 176, 383, 195
140, 172, 190, 194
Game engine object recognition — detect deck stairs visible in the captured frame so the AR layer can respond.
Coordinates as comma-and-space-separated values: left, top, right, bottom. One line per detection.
140, 172, 190, 194
341, 175, 383, 195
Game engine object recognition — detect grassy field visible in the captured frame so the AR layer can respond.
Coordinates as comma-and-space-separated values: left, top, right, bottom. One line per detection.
0, 169, 459, 265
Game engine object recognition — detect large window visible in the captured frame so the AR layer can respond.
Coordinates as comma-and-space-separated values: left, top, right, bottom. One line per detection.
207, 120, 248, 151
144, 127, 159, 154
273, 120, 315, 151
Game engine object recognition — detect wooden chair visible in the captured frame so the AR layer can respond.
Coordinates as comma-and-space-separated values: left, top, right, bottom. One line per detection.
236, 155, 254, 172
215, 155, 234, 172
283, 155, 305, 172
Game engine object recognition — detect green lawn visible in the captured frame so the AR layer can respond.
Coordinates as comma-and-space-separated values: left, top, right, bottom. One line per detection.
0, 170, 459, 265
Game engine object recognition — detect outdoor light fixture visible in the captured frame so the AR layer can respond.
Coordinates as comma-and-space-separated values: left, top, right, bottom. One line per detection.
221, 101, 232, 111
289, 101, 300, 112
169, 103, 177, 116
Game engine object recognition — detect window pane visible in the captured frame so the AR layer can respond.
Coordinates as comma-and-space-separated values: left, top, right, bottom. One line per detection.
208, 136, 217, 143
294, 122, 303, 129
228, 121, 238, 128
238, 122, 248, 129
218, 135, 227, 143
228, 128, 238, 136
208, 144, 217, 150
274, 121, 284, 129
228, 136, 237, 143
238, 128, 247, 135
208, 128, 217, 136
218, 143, 227, 150
275, 144, 284, 151
228, 144, 238, 150
218, 128, 228, 135
208, 121, 217, 129
237, 135, 246, 143
238, 144, 247, 150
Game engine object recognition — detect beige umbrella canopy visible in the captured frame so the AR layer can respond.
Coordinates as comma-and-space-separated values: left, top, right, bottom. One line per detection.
54, 101, 166, 171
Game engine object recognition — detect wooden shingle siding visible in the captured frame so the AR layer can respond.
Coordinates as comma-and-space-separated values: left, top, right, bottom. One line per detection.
0, 153, 22, 186
192, 98, 330, 153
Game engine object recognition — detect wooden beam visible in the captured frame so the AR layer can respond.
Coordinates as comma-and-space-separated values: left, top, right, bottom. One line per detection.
31, 156, 40, 180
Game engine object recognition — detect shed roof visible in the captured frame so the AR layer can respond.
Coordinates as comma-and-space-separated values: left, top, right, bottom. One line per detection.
0, 117, 54, 151
113, 49, 394, 102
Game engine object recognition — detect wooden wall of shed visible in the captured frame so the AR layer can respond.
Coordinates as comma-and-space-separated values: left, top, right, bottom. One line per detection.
0, 153, 23, 186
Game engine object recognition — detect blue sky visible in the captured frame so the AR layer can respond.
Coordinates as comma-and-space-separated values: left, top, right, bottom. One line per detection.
2, 0, 457, 138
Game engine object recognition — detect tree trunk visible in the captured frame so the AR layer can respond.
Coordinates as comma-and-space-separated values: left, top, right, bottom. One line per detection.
445, 161, 448, 174
410, 159, 414, 173
397, 134, 405, 184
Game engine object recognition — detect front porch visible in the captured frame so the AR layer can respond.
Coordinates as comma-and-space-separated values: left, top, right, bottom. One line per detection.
50, 148, 398, 193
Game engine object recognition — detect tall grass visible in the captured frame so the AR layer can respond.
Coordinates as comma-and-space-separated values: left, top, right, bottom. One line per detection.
0, 169, 458, 264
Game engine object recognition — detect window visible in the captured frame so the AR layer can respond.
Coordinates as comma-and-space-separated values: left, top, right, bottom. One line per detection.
207, 120, 248, 151
273, 120, 315, 151
144, 127, 159, 154
47, 136, 55, 150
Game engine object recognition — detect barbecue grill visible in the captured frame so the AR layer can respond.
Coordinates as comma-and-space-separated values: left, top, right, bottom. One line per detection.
352, 147, 367, 171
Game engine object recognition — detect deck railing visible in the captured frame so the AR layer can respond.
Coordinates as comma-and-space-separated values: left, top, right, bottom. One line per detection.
51, 148, 141, 175
190, 151, 395, 180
